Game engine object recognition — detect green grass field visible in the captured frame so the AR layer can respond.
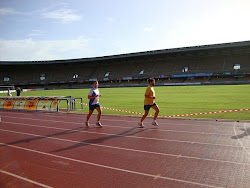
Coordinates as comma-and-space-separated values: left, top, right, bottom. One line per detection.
1, 85, 250, 120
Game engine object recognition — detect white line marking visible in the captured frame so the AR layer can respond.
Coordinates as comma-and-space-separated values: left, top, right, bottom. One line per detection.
0, 169, 53, 188
1, 121, 247, 149
0, 110, 240, 127
234, 122, 250, 158
0, 142, 221, 188
233, 122, 249, 187
101, 117, 238, 126
1, 115, 237, 136
0, 128, 249, 166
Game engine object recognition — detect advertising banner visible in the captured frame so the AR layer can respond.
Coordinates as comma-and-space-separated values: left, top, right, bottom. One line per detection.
4, 100, 14, 109
25, 100, 38, 110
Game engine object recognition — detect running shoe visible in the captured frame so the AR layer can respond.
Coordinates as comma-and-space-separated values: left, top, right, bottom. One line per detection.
96, 122, 103, 127
152, 121, 159, 126
85, 121, 90, 127
138, 122, 144, 128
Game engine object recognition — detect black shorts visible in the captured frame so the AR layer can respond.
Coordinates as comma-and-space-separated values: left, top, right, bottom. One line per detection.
89, 103, 101, 111
144, 103, 157, 111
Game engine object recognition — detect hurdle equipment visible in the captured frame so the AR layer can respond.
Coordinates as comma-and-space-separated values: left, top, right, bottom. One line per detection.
0, 96, 83, 112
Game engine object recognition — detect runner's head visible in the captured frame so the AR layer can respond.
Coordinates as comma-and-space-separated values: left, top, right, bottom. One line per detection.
148, 78, 155, 86
93, 80, 99, 89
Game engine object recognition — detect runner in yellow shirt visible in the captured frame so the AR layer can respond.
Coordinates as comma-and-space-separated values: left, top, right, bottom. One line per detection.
138, 78, 160, 127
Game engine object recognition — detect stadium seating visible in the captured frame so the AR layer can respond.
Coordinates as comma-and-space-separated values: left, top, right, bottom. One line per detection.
1, 41, 250, 88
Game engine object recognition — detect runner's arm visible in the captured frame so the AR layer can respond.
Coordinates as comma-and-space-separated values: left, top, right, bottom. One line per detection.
145, 94, 155, 99
88, 95, 99, 99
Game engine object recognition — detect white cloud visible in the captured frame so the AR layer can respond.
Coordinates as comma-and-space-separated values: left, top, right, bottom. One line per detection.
27, 30, 44, 37
144, 27, 153, 32
0, 8, 16, 16
0, 8, 16, 22
0, 36, 89, 61
43, 9, 82, 24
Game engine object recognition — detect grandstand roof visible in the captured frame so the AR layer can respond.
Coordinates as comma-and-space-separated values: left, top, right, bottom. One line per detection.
1, 40, 250, 65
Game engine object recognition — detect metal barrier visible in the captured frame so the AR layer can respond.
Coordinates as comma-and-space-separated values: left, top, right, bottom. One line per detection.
0, 96, 83, 112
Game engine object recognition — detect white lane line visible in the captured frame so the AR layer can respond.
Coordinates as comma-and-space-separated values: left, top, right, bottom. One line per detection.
1, 115, 235, 136
233, 122, 249, 188
0, 142, 221, 188
234, 122, 250, 158
0, 128, 200, 160
1, 121, 247, 149
0, 169, 53, 188
101, 117, 237, 126
0, 111, 240, 127
0, 128, 249, 166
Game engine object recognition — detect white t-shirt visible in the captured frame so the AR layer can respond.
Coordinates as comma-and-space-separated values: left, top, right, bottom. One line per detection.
8, 90, 12, 96
88, 88, 100, 105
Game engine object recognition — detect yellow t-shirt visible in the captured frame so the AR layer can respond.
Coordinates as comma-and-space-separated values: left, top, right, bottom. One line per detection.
144, 86, 155, 105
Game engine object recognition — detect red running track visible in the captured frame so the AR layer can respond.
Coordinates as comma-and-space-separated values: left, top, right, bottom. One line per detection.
0, 110, 250, 188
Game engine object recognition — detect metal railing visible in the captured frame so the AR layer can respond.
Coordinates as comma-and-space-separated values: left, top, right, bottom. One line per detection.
0, 96, 83, 112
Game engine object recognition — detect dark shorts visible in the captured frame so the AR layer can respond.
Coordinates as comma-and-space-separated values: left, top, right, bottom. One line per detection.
89, 103, 101, 111
144, 103, 157, 111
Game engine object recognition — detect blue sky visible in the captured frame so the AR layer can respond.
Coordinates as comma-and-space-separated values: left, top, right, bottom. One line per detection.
0, 0, 249, 61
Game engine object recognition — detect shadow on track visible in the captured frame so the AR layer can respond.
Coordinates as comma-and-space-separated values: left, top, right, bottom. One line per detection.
0, 127, 84, 147
231, 128, 250, 139
51, 127, 153, 153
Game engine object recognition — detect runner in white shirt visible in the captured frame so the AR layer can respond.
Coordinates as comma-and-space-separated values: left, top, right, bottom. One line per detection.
7, 88, 12, 97
85, 81, 102, 127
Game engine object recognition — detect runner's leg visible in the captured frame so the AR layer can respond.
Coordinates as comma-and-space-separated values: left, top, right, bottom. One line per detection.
151, 105, 160, 120
141, 110, 149, 122
86, 110, 94, 121
96, 107, 102, 122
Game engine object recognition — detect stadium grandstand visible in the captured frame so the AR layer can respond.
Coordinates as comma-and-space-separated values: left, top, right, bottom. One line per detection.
0, 40, 250, 89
